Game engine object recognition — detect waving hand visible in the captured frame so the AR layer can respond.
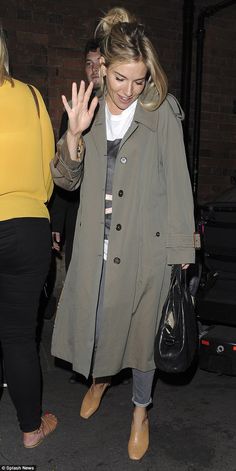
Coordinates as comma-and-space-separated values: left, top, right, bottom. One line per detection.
62, 81, 98, 160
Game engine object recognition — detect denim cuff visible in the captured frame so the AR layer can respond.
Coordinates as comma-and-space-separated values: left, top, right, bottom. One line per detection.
132, 396, 152, 408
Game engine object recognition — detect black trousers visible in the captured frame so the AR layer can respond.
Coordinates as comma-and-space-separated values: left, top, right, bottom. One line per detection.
0, 218, 51, 432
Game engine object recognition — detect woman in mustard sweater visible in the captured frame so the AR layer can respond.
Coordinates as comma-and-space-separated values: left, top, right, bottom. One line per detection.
0, 26, 57, 447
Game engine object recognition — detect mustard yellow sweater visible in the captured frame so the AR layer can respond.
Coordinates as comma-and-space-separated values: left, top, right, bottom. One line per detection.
0, 78, 54, 221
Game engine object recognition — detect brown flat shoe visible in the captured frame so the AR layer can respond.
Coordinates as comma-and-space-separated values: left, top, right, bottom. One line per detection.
128, 416, 149, 460
80, 382, 109, 419
23, 413, 58, 448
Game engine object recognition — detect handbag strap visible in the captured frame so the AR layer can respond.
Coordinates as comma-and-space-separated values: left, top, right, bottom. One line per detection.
170, 264, 180, 284
171, 264, 188, 290
166, 265, 179, 296
27, 84, 40, 118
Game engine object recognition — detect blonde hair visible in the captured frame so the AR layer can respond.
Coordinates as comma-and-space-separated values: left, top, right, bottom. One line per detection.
0, 25, 13, 86
95, 7, 168, 110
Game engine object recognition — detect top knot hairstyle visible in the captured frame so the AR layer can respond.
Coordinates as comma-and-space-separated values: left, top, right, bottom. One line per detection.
95, 7, 168, 110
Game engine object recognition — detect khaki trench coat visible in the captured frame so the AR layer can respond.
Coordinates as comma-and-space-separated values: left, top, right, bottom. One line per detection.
50, 94, 196, 379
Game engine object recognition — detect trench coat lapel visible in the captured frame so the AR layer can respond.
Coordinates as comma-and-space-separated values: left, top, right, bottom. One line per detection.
119, 120, 139, 151
134, 99, 159, 131
92, 96, 139, 153
90, 95, 159, 156
90, 99, 107, 184
91, 99, 107, 161
119, 98, 159, 150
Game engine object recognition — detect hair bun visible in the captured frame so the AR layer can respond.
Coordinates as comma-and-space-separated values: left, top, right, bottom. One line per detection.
95, 7, 137, 39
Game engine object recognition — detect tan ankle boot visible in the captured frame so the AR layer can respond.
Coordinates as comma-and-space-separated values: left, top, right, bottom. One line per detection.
80, 382, 109, 419
128, 408, 149, 460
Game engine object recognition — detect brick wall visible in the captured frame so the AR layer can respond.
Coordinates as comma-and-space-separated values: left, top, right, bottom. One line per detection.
1, 0, 236, 203
192, 0, 236, 203
1, 0, 183, 134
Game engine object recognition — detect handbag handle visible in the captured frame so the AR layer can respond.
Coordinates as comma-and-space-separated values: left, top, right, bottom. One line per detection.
171, 264, 188, 292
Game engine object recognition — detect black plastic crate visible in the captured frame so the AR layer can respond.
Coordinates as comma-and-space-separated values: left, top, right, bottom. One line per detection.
199, 325, 236, 376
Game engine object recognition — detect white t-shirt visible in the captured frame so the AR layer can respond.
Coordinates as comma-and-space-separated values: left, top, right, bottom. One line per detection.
105, 99, 137, 140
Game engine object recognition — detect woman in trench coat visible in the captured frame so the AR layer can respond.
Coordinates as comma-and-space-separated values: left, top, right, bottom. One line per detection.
51, 7, 196, 460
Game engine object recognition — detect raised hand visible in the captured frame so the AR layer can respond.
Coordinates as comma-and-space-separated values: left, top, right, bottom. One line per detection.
62, 81, 98, 137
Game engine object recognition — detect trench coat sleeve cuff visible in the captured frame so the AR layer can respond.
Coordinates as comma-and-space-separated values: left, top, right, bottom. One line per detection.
166, 233, 196, 264
167, 233, 197, 248
55, 134, 84, 170
167, 247, 195, 265
50, 134, 84, 190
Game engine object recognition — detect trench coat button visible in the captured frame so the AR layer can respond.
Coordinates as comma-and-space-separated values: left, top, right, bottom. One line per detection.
120, 156, 127, 164
116, 224, 122, 231
156, 231, 160, 237
118, 190, 124, 197
114, 257, 121, 264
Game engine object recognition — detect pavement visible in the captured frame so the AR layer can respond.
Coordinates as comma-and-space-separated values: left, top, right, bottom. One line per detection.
0, 311, 236, 471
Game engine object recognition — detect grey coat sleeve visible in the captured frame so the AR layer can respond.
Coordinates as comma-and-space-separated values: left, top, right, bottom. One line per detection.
159, 96, 196, 264
50, 133, 84, 191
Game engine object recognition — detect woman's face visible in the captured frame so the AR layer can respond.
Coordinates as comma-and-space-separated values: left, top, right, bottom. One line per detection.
103, 60, 147, 115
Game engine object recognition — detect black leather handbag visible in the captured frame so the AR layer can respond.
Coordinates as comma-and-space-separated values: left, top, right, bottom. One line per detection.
154, 265, 198, 373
